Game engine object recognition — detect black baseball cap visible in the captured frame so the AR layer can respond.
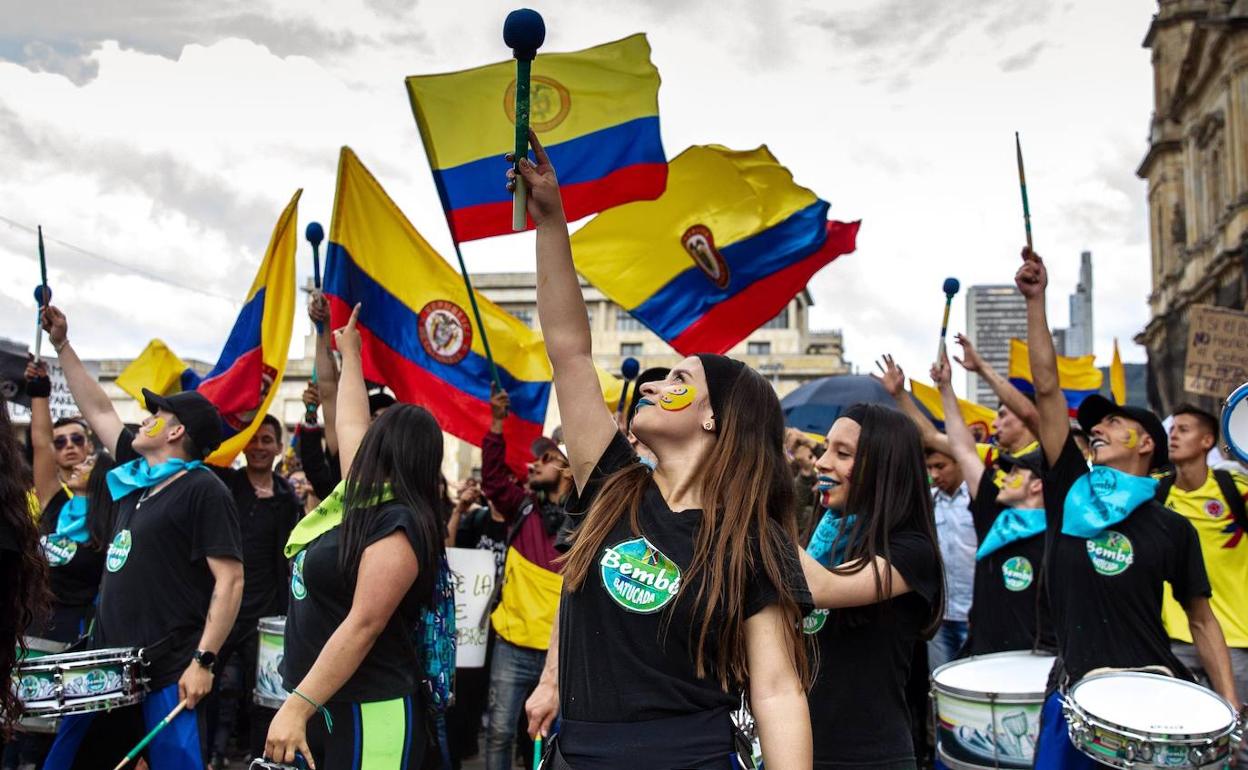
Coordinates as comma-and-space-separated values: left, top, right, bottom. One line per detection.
141, 388, 223, 458
997, 449, 1045, 478
1077, 394, 1169, 470
530, 436, 567, 461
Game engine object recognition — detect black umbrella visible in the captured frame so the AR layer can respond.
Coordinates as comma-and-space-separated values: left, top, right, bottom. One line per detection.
780, 375, 898, 439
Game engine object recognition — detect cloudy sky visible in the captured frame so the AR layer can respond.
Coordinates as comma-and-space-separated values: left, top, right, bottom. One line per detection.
0, 0, 1157, 394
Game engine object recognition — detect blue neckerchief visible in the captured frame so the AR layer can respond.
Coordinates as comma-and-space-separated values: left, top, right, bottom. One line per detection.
976, 507, 1045, 560
1061, 465, 1159, 539
53, 495, 90, 544
106, 458, 204, 501
806, 510, 857, 567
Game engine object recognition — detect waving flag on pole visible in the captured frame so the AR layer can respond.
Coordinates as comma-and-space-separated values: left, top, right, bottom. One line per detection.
406, 33, 666, 242
908, 379, 997, 438
324, 147, 553, 474
1007, 338, 1103, 416
1110, 338, 1127, 405
570, 144, 858, 355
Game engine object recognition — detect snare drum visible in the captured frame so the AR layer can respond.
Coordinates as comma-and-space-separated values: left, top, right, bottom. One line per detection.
931, 650, 1056, 769
1063, 671, 1241, 769
1222, 382, 1248, 465
254, 616, 287, 709
13, 647, 147, 718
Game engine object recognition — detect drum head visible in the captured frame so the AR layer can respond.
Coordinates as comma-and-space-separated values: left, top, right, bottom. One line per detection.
1071, 673, 1234, 736
1224, 383, 1248, 465
933, 651, 1056, 697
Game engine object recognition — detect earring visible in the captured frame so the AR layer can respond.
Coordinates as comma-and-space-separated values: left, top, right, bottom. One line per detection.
703, 421, 714, 431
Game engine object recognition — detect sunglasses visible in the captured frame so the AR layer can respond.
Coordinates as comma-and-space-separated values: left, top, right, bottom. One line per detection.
53, 434, 87, 450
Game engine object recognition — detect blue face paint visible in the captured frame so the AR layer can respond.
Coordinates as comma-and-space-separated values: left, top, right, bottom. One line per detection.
638, 455, 657, 470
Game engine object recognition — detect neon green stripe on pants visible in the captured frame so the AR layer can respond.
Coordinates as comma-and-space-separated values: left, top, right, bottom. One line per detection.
358, 696, 409, 770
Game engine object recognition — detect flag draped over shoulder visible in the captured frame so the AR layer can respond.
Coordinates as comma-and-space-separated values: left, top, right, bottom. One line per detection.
570, 145, 858, 356
406, 33, 666, 243
113, 192, 299, 466
324, 147, 553, 475
200, 191, 300, 465
908, 379, 997, 438
1007, 338, 1103, 415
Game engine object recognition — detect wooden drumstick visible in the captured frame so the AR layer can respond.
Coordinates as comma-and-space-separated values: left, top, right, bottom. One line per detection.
112, 699, 188, 770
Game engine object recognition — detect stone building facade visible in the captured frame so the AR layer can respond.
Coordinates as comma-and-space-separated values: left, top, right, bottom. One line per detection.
1137, 0, 1248, 412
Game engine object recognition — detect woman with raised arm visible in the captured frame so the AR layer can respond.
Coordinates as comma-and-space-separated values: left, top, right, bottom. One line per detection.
25, 360, 116, 645
512, 133, 813, 769
797, 403, 945, 769
264, 305, 445, 770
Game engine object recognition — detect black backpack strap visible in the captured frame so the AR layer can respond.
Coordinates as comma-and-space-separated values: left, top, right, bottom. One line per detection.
1155, 469, 1177, 505
1212, 470, 1248, 533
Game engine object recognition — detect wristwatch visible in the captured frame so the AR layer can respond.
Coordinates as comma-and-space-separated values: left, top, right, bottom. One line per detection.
193, 649, 217, 670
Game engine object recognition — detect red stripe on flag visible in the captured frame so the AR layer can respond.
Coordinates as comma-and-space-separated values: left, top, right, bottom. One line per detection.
326, 295, 542, 477
448, 163, 668, 243
669, 220, 860, 355
196, 346, 264, 416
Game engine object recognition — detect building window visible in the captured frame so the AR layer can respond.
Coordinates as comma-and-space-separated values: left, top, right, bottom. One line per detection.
509, 308, 533, 328
620, 342, 643, 356
616, 309, 644, 331
761, 308, 789, 330
748, 341, 771, 355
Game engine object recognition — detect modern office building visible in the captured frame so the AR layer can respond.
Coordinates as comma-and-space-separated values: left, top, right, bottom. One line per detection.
966, 284, 1028, 409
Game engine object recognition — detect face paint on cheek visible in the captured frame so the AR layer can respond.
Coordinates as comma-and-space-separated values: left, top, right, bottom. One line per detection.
1125, 429, 1139, 449
1005, 474, 1025, 490
659, 385, 697, 412
144, 418, 166, 438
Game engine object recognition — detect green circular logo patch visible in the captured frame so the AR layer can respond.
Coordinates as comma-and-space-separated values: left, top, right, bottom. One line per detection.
291, 551, 308, 601
106, 529, 132, 573
802, 609, 829, 635
1001, 556, 1034, 591
599, 537, 681, 614
1086, 530, 1134, 576
42, 535, 78, 567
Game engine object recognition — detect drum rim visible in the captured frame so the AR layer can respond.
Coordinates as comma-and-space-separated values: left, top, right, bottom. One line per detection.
937, 741, 1032, 770
23, 691, 147, 719
1222, 382, 1248, 463
931, 650, 1056, 702
1067, 671, 1238, 742
13, 646, 144, 668
257, 615, 286, 633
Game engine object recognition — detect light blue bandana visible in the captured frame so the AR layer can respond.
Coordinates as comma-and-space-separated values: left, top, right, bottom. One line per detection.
976, 508, 1045, 560
53, 495, 90, 544
806, 510, 858, 568
1061, 465, 1158, 539
107, 458, 204, 501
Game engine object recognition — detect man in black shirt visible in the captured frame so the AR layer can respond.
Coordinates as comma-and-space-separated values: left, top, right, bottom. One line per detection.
1012, 251, 1236, 770
205, 414, 299, 767
40, 305, 244, 770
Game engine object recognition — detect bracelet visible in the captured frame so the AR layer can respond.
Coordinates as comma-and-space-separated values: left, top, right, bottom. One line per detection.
53, 338, 69, 353
292, 688, 333, 734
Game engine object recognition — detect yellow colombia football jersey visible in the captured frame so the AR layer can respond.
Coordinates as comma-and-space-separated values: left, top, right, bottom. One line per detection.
1162, 470, 1248, 646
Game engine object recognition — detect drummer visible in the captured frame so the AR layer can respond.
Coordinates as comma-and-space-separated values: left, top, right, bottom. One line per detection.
1013, 250, 1238, 768
39, 305, 244, 770
931, 356, 1054, 656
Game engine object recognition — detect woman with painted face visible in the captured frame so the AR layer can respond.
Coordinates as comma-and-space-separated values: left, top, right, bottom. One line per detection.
798, 403, 945, 769
25, 360, 116, 645
263, 304, 447, 770
512, 133, 813, 769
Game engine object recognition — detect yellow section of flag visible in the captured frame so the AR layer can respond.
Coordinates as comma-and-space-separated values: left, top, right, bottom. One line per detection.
1111, 338, 1127, 405
115, 340, 190, 403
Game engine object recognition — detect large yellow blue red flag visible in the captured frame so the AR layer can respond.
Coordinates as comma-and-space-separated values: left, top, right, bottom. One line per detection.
197, 190, 299, 465
324, 148, 554, 474
115, 340, 194, 403
1007, 338, 1103, 416
406, 34, 666, 242
569, 144, 859, 355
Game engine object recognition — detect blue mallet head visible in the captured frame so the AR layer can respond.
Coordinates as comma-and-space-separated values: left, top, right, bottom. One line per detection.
621, 357, 640, 381
34, 285, 52, 305
504, 9, 545, 61
305, 221, 324, 247
943, 277, 960, 297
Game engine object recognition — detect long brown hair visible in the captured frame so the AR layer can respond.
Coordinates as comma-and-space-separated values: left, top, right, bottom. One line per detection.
561, 365, 811, 690
0, 399, 52, 737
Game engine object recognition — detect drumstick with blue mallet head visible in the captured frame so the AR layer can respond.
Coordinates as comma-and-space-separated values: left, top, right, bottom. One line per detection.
616, 357, 640, 423
504, 8, 545, 231
34, 225, 51, 363
305, 221, 325, 424
937, 277, 960, 364
111, 699, 188, 770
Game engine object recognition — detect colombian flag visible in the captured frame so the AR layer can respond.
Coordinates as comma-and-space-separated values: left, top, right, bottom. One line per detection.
406, 34, 666, 243
908, 379, 997, 438
324, 148, 552, 474
1007, 338, 1103, 416
114, 193, 299, 466
570, 145, 858, 355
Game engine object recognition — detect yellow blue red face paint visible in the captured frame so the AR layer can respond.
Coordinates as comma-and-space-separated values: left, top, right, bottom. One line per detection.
659, 384, 696, 412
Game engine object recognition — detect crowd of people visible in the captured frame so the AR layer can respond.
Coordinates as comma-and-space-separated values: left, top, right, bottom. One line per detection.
0, 131, 1245, 770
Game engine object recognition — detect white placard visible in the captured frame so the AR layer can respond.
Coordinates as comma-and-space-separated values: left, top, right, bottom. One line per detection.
447, 547, 497, 668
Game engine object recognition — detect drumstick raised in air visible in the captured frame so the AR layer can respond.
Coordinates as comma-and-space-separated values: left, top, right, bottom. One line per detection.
112, 699, 188, 770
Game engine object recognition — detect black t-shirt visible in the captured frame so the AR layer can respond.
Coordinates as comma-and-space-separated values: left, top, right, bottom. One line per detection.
95, 430, 244, 689
214, 468, 300, 630
1043, 435, 1210, 684
963, 472, 1054, 657
455, 505, 508, 578
806, 529, 940, 768
40, 489, 107, 611
282, 502, 435, 703
558, 432, 812, 723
